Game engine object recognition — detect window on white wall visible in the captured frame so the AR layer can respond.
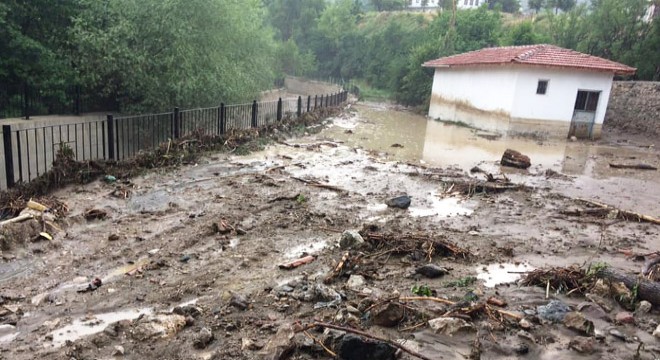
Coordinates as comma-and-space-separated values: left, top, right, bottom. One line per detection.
536, 80, 549, 95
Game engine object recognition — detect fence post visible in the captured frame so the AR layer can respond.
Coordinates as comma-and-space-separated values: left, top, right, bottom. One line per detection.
314, 95, 317, 110
23, 82, 29, 120
277, 98, 282, 121
219, 103, 225, 135
106, 115, 115, 161
307, 96, 311, 113
251, 100, 258, 128
2, 125, 15, 188
173, 107, 180, 139
297, 96, 302, 117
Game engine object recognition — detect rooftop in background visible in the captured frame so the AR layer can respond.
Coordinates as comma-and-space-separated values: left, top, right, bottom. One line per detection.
422, 45, 637, 75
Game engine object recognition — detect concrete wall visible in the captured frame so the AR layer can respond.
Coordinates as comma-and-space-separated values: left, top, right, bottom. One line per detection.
428, 64, 615, 138
511, 67, 613, 125
605, 81, 660, 137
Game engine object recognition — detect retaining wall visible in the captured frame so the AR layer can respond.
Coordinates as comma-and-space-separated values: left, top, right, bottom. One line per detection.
605, 81, 660, 137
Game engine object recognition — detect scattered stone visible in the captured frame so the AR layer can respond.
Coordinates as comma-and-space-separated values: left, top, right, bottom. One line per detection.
501, 149, 531, 169
563, 312, 595, 336
261, 324, 295, 360
371, 303, 404, 327
108, 234, 120, 241
340, 230, 364, 250
113, 345, 125, 356
518, 318, 533, 330
385, 195, 411, 209
590, 279, 610, 297
610, 328, 628, 341
193, 327, 214, 349
577, 302, 611, 322
537, 300, 570, 322
346, 305, 361, 315
636, 300, 652, 315
517, 330, 535, 342
230, 293, 249, 310
513, 343, 529, 355
415, 264, 449, 278
337, 334, 397, 360
615, 311, 634, 324
43, 318, 61, 331
180, 254, 191, 263
653, 325, 660, 339
569, 336, 596, 354
594, 329, 606, 340
428, 317, 476, 336
611, 282, 633, 305
131, 313, 187, 341
242, 337, 263, 351
173, 305, 202, 318
346, 275, 366, 291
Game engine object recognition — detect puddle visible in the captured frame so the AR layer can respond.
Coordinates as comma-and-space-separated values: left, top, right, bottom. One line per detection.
284, 240, 328, 259
49, 307, 152, 347
476, 263, 534, 287
408, 195, 474, 218
0, 324, 19, 344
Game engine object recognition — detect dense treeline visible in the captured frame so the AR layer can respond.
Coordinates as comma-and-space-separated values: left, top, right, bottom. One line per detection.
0, 0, 277, 114
265, 0, 659, 106
1, 0, 658, 115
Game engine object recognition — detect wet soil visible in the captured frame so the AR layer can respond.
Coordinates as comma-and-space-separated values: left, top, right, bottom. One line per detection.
0, 102, 659, 359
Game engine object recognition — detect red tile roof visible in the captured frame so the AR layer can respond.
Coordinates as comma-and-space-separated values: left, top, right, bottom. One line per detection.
422, 45, 636, 75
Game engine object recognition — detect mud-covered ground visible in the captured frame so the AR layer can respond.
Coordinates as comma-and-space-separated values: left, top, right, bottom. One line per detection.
0, 102, 659, 360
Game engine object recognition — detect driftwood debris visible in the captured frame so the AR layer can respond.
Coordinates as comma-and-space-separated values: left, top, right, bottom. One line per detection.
596, 267, 660, 307
0, 213, 34, 227
278, 255, 316, 270
574, 198, 660, 225
501, 149, 531, 169
365, 232, 470, 258
609, 163, 657, 171
291, 176, 347, 193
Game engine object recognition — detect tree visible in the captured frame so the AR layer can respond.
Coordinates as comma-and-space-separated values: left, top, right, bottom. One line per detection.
547, 0, 576, 13
502, 21, 542, 45
264, 0, 326, 44
370, 0, 407, 11
528, 0, 545, 13
71, 0, 276, 111
488, 0, 520, 13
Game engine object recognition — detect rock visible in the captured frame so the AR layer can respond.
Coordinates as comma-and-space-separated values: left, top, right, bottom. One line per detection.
340, 230, 364, 250
577, 302, 611, 322
518, 318, 533, 330
230, 293, 249, 310
371, 303, 404, 327
261, 324, 295, 360
653, 325, 660, 339
569, 336, 596, 354
242, 337, 263, 351
615, 311, 634, 324
513, 343, 529, 355
564, 312, 594, 335
346, 275, 366, 291
131, 313, 187, 341
346, 305, 361, 315
193, 327, 214, 349
636, 300, 652, 315
113, 345, 125, 356
569, 136, 578, 142
610, 328, 628, 341
31, 293, 50, 306
108, 234, 120, 241
611, 281, 632, 305
501, 149, 531, 169
517, 330, 535, 342
428, 317, 476, 336
537, 300, 570, 323
173, 305, 202, 318
337, 334, 397, 360
415, 264, 449, 278
385, 195, 411, 209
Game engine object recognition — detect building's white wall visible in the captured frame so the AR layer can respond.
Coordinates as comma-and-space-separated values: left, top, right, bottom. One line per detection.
429, 66, 518, 116
408, 0, 441, 8
510, 67, 614, 124
457, 0, 484, 9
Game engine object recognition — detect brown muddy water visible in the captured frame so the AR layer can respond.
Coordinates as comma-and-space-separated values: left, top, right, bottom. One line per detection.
324, 102, 660, 215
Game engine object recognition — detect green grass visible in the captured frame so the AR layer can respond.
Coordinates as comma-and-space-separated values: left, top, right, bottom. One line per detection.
353, 80, 392, 102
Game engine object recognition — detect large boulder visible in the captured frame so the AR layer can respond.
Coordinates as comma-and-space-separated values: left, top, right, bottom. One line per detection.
501, 149, 531, 169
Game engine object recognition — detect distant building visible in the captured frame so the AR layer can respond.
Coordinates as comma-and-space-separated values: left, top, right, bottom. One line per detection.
422, 45, 636, 139
408, 0, 441, 9
457, 0, 484, 9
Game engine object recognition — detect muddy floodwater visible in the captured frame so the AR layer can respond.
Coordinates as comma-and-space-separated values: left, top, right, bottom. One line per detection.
0, 101, 659, 360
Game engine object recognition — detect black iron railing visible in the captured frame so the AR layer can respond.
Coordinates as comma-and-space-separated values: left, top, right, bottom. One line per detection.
1, 91, 349, 189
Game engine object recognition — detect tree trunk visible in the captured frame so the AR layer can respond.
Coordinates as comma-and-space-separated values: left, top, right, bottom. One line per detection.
597, 267, 660, 306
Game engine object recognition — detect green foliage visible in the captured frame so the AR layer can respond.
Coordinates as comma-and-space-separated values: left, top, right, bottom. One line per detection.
488, 0, 521, 13
369, 0, 408, 11
274, 39, 318, 77
411, 284, 433, 296
528, 0, 545, 12
296, 194, 308, 204
445, 276, 477, 288
502, 20, 544, 46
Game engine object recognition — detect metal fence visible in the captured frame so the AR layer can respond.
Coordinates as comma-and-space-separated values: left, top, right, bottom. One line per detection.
1, 91, 348, 189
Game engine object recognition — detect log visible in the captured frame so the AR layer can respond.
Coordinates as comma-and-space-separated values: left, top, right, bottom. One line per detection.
596, 267, 660, 307
501, 149, 531, 169
0, 213, 34, 228
575, 198, 660, 225
609, 163, 657, 170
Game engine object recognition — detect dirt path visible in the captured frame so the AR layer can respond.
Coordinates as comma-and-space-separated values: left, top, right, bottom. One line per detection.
0, 102, 659, 359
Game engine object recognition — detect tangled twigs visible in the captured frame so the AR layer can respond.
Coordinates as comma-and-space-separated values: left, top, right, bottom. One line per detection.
296, 321, 434, 360
574, 198, 660, 225
365, 232, 470, 258
520, 266, 590, 295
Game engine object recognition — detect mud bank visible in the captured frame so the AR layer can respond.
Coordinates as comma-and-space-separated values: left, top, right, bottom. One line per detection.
0, 102, 658, 359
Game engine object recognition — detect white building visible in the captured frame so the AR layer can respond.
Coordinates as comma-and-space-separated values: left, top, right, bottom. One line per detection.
422, 45, 636, 139
457, 0, 484, 9
408, 0, 441, 9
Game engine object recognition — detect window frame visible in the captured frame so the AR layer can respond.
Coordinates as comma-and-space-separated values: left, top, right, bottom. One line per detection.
536, 79, 549, 95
